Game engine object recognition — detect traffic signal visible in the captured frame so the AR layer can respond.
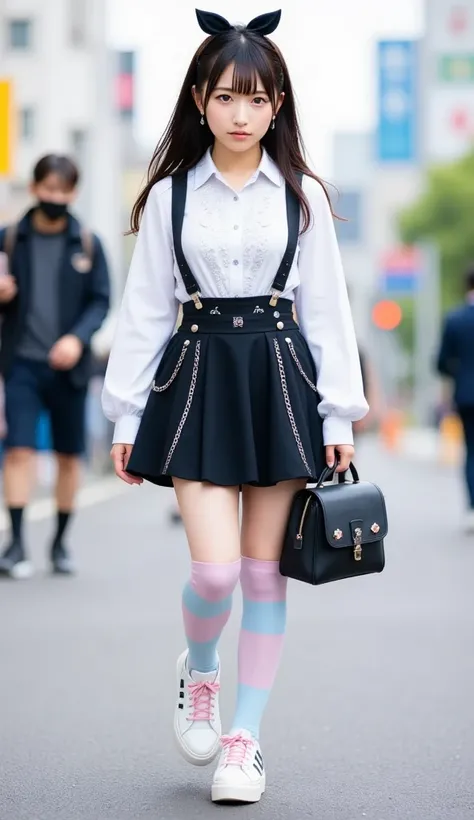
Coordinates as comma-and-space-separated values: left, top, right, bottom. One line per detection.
371, 299, 402, 331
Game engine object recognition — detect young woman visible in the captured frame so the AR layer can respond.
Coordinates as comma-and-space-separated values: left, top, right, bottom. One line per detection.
103, 8, 368, 805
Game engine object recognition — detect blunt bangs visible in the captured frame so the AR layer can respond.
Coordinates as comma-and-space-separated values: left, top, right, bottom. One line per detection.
203, 36, 282, 108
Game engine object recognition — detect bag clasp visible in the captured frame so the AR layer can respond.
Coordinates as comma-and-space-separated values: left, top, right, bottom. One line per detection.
351, 522, 363, 561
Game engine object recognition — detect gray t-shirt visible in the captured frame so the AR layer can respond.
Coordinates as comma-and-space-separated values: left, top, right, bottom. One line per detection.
17, 231, 65, 362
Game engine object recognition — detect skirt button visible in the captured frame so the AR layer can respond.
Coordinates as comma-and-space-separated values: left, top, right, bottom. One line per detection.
277, 321, 284, 330
191, 324, 199, 333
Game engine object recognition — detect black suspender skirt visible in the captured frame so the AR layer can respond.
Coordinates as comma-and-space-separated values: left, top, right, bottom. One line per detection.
126, 174, 325, 488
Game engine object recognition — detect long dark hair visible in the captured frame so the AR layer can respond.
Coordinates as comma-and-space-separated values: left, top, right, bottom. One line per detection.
130, 27, 332, 234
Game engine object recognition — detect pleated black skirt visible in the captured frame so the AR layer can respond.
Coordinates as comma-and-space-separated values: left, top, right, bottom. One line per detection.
127, 296, 326, 487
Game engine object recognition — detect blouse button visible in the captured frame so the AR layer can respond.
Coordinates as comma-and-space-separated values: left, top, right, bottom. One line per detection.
233, 195, 238, 201
233, 225, 239, 230
277, 321, 284, 330
233, 259, 239, 266
191, 324, 199, 333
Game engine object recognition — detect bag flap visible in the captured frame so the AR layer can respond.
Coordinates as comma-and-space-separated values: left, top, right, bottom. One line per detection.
311, 481, 388, 548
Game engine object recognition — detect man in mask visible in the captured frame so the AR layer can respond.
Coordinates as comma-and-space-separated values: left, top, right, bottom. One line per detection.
0, 154, 110, 578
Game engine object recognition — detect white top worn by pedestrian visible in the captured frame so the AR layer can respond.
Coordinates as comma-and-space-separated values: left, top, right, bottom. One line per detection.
102, 147, 367, 447
102, 6, 369, 807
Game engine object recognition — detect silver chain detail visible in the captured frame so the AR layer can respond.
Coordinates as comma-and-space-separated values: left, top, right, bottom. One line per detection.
285, 338, 318, 392
152, 340, 190, 392
163, 341, 201, 474
273, 338, 312, 476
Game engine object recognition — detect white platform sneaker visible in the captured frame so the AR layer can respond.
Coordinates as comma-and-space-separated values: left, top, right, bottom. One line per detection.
211, 729, 266, 804
174, 650, 221, 766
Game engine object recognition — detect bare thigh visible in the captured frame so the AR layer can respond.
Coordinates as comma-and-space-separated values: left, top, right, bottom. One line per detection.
173, 478, 241, 563
241, 479, 306, 561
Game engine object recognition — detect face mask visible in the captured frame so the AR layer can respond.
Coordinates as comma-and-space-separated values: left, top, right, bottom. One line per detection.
37, 200, 68, 221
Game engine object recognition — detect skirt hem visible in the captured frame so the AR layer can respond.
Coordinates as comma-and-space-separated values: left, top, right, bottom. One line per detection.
126, 466, 317, 489
126, 296, 326, 490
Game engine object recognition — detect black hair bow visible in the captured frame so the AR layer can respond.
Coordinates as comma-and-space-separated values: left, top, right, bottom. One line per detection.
195, 9, 281, 37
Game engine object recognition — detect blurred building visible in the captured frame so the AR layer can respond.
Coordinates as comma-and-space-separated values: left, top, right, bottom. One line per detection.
423, 0, 474, 164
116, 50, 149, 292
0, 0, 123, 315
333, 0, 474, 421
332, 131, 373, 344
1, 0, 95, 208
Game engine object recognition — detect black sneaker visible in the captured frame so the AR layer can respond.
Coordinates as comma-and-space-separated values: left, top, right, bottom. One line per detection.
51, 542, 75, 575
0, 540, 34, 580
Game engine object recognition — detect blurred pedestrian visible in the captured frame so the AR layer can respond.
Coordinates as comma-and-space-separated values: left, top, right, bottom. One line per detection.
103, 9, 367, 805
437, 265, 474, 532
344, 287, 383, 438
0, 154, 110, 578
353, 346, 383, 437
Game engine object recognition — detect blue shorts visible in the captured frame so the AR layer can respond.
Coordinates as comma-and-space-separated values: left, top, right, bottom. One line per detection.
4, 358, 87, 455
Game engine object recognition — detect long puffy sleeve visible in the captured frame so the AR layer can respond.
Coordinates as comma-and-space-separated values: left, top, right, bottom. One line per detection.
295, 176, 369, 446
102, 180, 179, 445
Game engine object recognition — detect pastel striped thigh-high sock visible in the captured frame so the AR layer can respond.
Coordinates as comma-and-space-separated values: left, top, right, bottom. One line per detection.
231, 556, 288, 738
182, 559, 241, 673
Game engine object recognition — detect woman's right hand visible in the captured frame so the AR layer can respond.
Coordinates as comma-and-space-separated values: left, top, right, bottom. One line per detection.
110, 443, 143, 485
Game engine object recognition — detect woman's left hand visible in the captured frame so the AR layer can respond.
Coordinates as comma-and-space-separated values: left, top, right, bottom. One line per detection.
325, 444, 354, 473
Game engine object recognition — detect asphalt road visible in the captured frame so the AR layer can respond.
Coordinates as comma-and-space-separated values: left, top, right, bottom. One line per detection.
1, 438, 473, 820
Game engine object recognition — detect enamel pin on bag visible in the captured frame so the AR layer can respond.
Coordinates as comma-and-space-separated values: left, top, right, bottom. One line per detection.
279, 462, 387, 586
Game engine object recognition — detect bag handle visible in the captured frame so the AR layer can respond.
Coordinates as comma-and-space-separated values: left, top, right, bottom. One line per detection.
316, 461, 360, 488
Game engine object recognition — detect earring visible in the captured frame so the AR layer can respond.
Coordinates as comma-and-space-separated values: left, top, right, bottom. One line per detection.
200, 114, 205, 126
271, 115, 276, 130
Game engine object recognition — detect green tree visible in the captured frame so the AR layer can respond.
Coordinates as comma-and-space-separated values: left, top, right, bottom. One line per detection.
398, 149, 474, 310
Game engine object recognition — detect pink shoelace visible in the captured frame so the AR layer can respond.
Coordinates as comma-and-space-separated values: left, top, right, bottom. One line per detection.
187, 681, 220, 721
220, 733, 253, 766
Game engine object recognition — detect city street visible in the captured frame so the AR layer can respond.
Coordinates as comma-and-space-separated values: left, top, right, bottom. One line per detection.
1, 438, 473, 820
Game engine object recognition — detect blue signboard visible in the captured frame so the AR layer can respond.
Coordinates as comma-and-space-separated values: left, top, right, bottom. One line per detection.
379, 247, 420, 295
382, 273, 418, 294
376, 40, 418, 163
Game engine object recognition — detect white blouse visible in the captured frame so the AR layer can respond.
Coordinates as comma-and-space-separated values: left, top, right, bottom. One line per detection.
102, 148, 368, 447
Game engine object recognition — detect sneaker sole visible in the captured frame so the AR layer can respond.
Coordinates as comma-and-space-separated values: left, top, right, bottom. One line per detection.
173, 651, 221, 767
211, 776, 266, 804
9, 561, 34, 580
173, 731, 221, 767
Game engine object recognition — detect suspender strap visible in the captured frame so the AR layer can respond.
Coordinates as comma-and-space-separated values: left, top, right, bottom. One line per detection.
171, 170, 302, 311
171, 173, 203, 309
269, 171, 303, 306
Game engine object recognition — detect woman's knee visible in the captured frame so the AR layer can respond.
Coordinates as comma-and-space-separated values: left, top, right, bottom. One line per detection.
190, 559, 242, 601
173, 478, 241, 563
241, 480, 305, 562
240, 555, 287, 600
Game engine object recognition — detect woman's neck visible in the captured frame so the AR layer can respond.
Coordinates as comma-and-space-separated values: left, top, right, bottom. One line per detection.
211, 142, 262, 190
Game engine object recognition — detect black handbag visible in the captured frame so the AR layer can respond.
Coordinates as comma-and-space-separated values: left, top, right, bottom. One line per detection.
279, 463, 387, 585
